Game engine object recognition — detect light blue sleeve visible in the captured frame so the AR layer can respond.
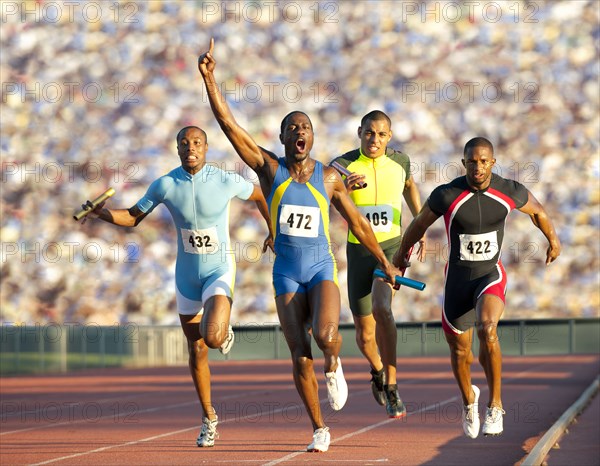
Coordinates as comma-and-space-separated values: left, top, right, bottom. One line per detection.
224, 172, 254, 201
136, 176, 170, 213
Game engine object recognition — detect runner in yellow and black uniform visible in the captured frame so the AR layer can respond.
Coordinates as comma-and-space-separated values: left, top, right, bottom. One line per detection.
330, 110, 425, 418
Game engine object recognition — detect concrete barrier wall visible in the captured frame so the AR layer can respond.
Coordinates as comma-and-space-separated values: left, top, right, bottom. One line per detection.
1, 319, 598, 375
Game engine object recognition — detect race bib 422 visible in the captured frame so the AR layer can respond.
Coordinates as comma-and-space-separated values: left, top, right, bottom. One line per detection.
459, 231, 499, 261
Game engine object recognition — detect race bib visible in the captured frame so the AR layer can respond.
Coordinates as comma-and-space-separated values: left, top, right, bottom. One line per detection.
181, 227, 219, 254
279, 204, 320, 238
459, 231, 499, 261
359, 205, 393, 233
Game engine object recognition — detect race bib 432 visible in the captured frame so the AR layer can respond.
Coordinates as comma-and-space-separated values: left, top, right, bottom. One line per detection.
181, 227, 219, 254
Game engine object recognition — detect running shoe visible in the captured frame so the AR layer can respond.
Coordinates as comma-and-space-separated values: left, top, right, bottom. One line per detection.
219, 325, 234, 355
384, 384, 406, 418
307, 426, 330, 452
370, 367, 386, 406
482, 406, 505, 436
325, 357, 348, 411
196, 416, 218, 447
462, 385, 480, 439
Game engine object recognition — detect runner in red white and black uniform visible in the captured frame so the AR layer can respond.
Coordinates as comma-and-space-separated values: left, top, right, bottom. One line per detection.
394, 137, 561, 439
428, 171, 528, 334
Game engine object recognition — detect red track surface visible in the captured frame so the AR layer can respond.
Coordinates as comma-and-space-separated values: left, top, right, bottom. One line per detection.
1, 355, 598, 465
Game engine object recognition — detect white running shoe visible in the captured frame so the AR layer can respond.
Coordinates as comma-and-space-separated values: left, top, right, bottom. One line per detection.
307, 426, 330, 452
482, 406, 505, 436
196, 416, 218, 447
219, 325, 234, 355
462, 385, 480, 439
325, 357, 348, 411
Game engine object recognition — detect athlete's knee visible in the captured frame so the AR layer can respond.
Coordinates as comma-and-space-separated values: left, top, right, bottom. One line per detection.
292, 355, 313, 374
355, 326, 375, 350
477, 321, 499, 344
452, 346, 471, 361
312, 321, 341, 347
372, 304, 394, 325
202, 322, 228, 349
188, 340, 208, 361
313, 323, 340, 349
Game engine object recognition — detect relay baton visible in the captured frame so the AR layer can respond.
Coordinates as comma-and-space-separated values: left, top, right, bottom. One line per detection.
374, 269, 426, 291
399, 245, 415, 277
391, 245, 415, 290
331, 161, 367, 189
73, 188, 115, 221
376, 245, 425, 291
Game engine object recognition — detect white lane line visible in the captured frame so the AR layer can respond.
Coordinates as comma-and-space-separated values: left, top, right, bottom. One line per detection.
1, 393, 143, 422
261, 395, 459, 466
28, 392, 307, 466
260, 361, 559, 466
1, 390, 272, 436
26, 360, 562, 465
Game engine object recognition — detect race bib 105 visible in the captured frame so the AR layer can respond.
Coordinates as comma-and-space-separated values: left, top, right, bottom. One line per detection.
359, 205, 393, 233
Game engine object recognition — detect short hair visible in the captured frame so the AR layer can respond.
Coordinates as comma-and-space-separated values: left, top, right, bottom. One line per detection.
176, 126, 207, 145
464, 137, 493, 156
360, 110, 391, 129
280, 111, 312, 134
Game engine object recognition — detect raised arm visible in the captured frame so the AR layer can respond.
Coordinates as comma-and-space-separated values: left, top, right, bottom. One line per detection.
328, 167, 400, 281
394, 203, 440, 268
198, 39, 277, 177
518, 191, 561, 265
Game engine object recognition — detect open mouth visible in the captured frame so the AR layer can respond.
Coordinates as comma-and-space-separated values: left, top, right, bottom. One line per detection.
296, 139, 306, 152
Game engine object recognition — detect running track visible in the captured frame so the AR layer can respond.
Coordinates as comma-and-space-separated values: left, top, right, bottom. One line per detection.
1, 355, 598, 465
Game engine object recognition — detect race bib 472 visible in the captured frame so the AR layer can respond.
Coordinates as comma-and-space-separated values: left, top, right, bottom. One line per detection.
279, 204, 320, 238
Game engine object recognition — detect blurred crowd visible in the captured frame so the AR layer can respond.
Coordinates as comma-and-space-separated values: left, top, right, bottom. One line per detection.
1, 1, 598, 326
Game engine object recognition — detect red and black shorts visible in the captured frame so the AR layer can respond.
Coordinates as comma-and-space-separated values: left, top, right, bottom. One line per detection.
442, 261, 507, 335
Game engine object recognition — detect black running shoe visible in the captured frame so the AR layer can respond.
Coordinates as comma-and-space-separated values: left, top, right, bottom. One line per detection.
385, 384, 406, 418
370, 367, 386, 406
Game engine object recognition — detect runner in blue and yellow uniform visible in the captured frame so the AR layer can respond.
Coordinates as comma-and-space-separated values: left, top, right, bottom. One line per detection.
198, 39, 402, 453
330, 110, 425, 419
396, 137, 561, 439
84, 126, 272, 448
268, 158, 337, 295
